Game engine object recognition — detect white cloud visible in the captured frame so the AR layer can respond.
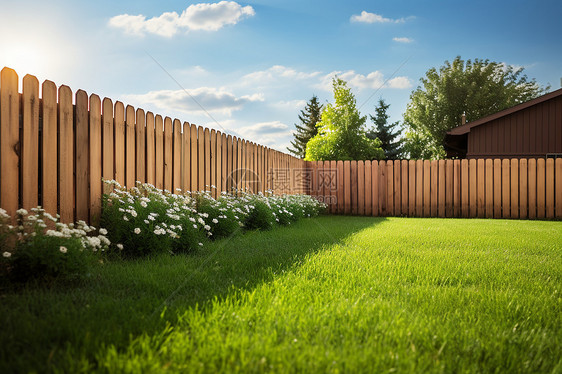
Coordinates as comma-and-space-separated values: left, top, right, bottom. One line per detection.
272, 99, 308, 110
318, 70, 412, 91
350, 11, 406, 24
241, 65, 321, 85
108, 1, 255, 37
393, 37, 413, 43
238, 121, 294, 147
239, 121, 290, 136
123, 87, 263, 116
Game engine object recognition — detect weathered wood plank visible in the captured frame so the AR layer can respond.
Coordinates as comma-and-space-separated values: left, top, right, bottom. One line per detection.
154, 115, 164, 189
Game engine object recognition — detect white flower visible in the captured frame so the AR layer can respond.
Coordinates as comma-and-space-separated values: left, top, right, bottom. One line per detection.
99, 228, 108, 235
134, 227, 141, 234
116, 244, 124, 250
2, 251, 11, 258
130, 210, 138, 217
198, 242, 203, 246
140, 201, 148, 208
197, 217, 205, 225
144, 219, 150, 224
212, 218, 218, 224
193, 224, 198, 229
204, 225, 211, 231
16, 208, 28, 216
59, 246, 68, 254
148, 215, 155, 221
123, 215, 129, 221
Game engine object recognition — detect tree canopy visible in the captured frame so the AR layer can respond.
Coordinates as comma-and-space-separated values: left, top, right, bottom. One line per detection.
366, 99, 403, 159
403, 56, 548, 159
304, 78, 384, 161
287, 96, 323, 159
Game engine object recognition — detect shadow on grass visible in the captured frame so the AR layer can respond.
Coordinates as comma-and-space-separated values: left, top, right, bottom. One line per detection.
0, 216, 385, 373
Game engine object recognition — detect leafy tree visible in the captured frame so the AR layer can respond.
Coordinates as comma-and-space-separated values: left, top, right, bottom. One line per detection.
304, 78, 384, 161
403, 56, 548, 158
366, 99, 403, 159
287, 96, 323, 158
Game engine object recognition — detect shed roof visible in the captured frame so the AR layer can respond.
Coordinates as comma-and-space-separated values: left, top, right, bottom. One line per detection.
447, 87, 562, 136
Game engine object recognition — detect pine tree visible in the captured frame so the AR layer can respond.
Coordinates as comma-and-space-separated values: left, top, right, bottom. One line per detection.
367, 99, 403, 159
287, 96, 323, 158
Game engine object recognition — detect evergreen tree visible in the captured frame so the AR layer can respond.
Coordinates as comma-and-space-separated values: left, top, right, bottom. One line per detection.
304, 78, 384, 161
367, 99, 403, 159
287, 96, 323, 158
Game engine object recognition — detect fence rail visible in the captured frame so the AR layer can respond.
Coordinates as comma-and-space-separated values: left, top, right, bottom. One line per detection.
308, 159, 562, 219
0, 68, 306, 224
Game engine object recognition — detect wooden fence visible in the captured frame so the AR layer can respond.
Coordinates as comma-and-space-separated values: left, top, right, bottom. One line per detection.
0, 68, 306, 224
309, 159, 562, 219
2, 67, 561, 224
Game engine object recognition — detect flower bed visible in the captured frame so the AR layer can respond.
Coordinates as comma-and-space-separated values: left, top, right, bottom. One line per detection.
100, 181, 326, 257
1, 181, 326, 282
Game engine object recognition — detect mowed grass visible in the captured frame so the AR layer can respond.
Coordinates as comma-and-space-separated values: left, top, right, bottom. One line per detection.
1, 217, 561, 373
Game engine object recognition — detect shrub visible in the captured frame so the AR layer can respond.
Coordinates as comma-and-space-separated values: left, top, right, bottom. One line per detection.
0, 207, 110, 283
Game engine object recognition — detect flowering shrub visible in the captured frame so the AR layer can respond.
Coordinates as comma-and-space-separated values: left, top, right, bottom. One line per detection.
101, 181, 327, 257
0, 207, 111, 282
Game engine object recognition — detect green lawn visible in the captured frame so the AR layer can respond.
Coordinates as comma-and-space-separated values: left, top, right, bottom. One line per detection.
1, 217, 561, 373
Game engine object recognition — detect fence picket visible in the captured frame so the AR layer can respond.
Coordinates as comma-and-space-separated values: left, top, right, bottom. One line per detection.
537, 158, 545, 219
22, 75, 40, 211
136, 109, 146, 184
146, 112, 155, 186
173, 119, 181, 193
431, 161, 438, 217
493, 159, 502, 218
371, 161, 379, 216
154, 115, 164, 189
401, 160, 408, 215
511, 159, 519, 218
469, 159, 477, 218
164, 117, 173, 191
89, 94, 102, 224
408, 161, 415, 216
416, 160, 423, 217
423, 160, 431, 217
555, 159, 562, 219
528, 159, 537, 219
0, 68, 19, 220
546, 158, 554, 218
453, 160, 460, 217
59, 86, 74, 223
519, 158, 528, 219
114, 102, 125, 187
75, 90, 89, 222
42, 81, 58, 218
477, 159, 485, 218
438, 160, 446, 218
125, 105, 136, 188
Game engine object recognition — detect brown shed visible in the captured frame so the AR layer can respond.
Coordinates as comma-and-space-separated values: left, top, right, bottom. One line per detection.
444, 88, 562, 159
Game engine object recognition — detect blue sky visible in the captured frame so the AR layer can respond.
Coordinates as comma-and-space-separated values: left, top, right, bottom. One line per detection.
1, 0, 560, 151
